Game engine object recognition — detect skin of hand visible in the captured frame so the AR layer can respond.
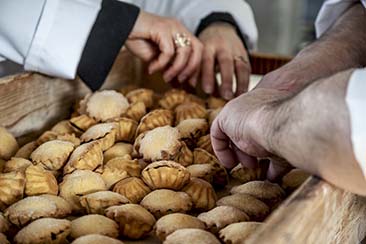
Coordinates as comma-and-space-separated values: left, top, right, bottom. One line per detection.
212, 69, 366, 195
126, 11, 203, 86
198, 22, 250, 100
256, 4, 366, 94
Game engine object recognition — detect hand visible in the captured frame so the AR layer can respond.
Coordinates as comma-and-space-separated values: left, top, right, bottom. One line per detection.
126, 11, 203, 86
198, 22, 250, 100
210, 88, 292, 180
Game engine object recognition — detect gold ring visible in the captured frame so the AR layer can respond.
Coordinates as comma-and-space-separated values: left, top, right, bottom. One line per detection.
234, 55, 249, 63
174, 33, 191, 48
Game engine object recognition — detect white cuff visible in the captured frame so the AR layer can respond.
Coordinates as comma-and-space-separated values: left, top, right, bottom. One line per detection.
346, 68, 366, 177
24, 0, 102, 79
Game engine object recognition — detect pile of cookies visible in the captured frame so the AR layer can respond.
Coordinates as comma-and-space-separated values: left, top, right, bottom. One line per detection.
0, 88, 310, 244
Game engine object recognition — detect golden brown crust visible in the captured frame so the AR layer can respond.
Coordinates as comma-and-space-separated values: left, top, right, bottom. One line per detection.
63, 141, 103, 175
207, 96, 226, 109
196, 134, 214, 154
197, 206, 249, 233
0, 233, 9, 244
36, 131, 59, 145
25, 165, 58, 196
38, 194, 72, 217
80, 123, 117, 151
158, 89, 187, 110
86, 90, 129, 122
230, 163, 266, 184
112, 177, 151, 203
164, 228, 221, 244
113, 117, 138, 143
14, 218, 71, 244
182, 178, 217, 211
219, 222, 262, 244
0, 171, 25, 209
176, 118, 208, 148
15, 141, 38, 159
217, 193, 270, 221
136, 109, 174, 136
186, 164, 215, 183
140, 189, 193, 219
173, 142, 193, 167
103, 143, 133, 163
3, 157, 32, 173
141, 161, 190, 190
71, 234, 124, 244
0, 212, 10, 233
281, 169, 311, 193
0, 127, 19, 160
70, 114, 97, 132
175, 102, 207, 124
70, 214, 119, 239
105, 157, 141, 177
79, 191, 130, 214
154, 213, 206, 241
126, 88, 154, 108
30, 140, 74, 171
124, 101, 147, 122
105, 204, 156, 239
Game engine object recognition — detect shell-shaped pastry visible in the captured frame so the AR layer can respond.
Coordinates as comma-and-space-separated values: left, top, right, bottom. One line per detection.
136, 109, 174, 136
124, 101, 147, 122
70, 214, 119, 239
56, 133, 81, 147
217, 193, 270, 221
158, 89, 187, 110
59, 170, 107, 212
185, 94, 206, 107
101, 165, 129, 189
71, 234, 124, 244
0, 233, 9, 244
164, 228, 221, 244
281, 168, 311, 193
80, 191, 130, 215
103, 142, 133, 163
38, 194, 72, 217
140, 189, 193, 219
208, 108, 222, 126
182, 178, 217, 211
141, 161, 190, 190
0, 212, 10, 233
126, 88, 154, 108
112, 177, 151, 204
105, 204, 156, 239
63, 141, 103, 175
186, 164, 215, 183
76, 93, 91, 115
105, 157, 141, 177
231, 181, 286, 208
176, 118, 208, 148
219, 221, 262, 244
175, 102, 207, 124
230, 163, 266, 184
0, 171, 25, 208
197, 134, 214, 154
0, 127, 19, 160
80, 123, 117, 151
207, 96, 227, 109
14, 218, 71, 244
15, 141, 38, 159
70, 114, 97, 132
113, 117, 138, 142
36, 131, 59, 145
174, 142, 193, 167
51, 120, 81, 135
86, 90, 129, 122
197, 206, 249, 233
4, 196, 59, 227
3, 157, 32, 173
119, 84, 139, 96
25, 165, 58, 196
30, 140, 74, 171
138, 126, 182, 162
193, 149, 228, 187
155, 213, 206, 241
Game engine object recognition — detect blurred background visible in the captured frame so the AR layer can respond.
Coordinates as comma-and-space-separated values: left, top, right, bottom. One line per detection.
247, 0, 324, 56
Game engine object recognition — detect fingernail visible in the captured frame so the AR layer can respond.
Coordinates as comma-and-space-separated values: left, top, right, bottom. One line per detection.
224, 91, 233, 100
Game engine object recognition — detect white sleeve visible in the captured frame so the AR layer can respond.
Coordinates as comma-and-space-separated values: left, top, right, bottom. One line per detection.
315, 0, 366, 38
346, 68, 366, 177
121, 0, 258, 50
0, 0, 102, 79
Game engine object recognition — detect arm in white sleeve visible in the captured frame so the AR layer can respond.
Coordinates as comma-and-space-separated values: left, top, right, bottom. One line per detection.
121, 0, 258, 50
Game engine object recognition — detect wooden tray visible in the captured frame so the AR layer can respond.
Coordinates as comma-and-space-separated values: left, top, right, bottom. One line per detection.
0, 51, 365, 244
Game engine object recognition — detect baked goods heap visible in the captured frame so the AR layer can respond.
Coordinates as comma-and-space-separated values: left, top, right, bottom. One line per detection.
0, 88, 310, 244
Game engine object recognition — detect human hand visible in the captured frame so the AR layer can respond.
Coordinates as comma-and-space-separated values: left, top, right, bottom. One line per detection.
126, 11, 203, 86
210, 88, 292, 180
198, 22, 250, 100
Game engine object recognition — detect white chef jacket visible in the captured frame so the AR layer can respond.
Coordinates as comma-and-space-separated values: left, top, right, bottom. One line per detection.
0, 0, 257, 80
316, 0, 366, 176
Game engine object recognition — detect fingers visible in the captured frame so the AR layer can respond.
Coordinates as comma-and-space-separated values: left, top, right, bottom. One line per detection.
217, 51, 235, 100
163, 45, 192, 82
188, 69, 200, 87
234, 56, 250, 96
210, 119, 237, 169
178, 40, 203, 83
201, 47, 216, 94
267, 157, 293, 181
148, 31, 175, 74
232, 144, 258, 168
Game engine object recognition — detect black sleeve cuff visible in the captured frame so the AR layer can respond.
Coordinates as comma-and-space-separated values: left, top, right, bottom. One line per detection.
196, 12, 249, 52
77, 0, 140, 91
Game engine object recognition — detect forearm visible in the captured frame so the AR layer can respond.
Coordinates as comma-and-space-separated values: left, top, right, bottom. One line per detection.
259, 4, 366, 92
266, 69, 366, 194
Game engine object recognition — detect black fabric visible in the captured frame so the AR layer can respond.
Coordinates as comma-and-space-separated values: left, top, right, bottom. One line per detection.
196, 12, 249, 52
77, 0, 140, 91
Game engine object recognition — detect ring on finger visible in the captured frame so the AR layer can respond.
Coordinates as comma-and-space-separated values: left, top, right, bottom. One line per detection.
174, 33, 191, 48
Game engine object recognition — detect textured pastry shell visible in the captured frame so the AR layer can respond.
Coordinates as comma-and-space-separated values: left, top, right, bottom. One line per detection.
0, 171, 25, 208
175, 102, 207, 124
103, 142, 133, 163
25, 165, 58, 196
173, 142, 193, 167
230, 163, 266, 184
219, 222, 262, 244
126, 88, 154, 108
70, 114, 97, 132
0, 127, 19, 160
281, 169, 310, 192
113, 117, 138, 142
207, 96, 226, 109
15, 141, 38, 159
70, 214, 119, 239
79, 191, 130, 214
112, 177, 151, 204
164, 228, 221, 244
196, 134, 214, 154
71, 234, 124, 244
80, 123, 117, 151
182, 178, 217, 211
136, 109, 174, 136
124, 101, 147, 122
3, 157, 32, 173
